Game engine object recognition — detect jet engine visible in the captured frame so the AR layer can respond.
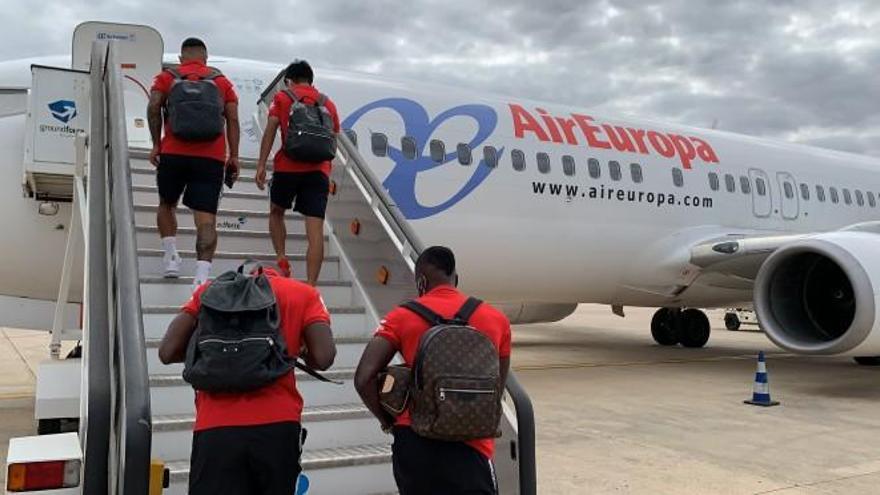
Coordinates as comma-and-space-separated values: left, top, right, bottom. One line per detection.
494, 303, 578, 325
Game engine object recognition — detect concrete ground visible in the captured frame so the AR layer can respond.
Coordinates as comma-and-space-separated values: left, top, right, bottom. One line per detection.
513, 305, 880, 494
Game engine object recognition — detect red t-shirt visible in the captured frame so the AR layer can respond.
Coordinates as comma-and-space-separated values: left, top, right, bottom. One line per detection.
181, 269, 331, 431
151, 60, 239, 163
374, 285, 512, 459
268, 84, 340, 176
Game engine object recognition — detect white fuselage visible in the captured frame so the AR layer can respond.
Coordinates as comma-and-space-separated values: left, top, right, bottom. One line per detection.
1, 54, 878, 316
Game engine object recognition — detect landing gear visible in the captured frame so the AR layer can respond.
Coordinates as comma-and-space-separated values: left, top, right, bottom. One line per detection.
724, 312, 741, 331
651, 308, 711, 348
853, 356, 880, 366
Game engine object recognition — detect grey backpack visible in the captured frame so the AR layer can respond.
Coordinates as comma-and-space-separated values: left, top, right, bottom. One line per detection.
165, 67, 225, 141
282, 89, 336, 163
403, 297, 503, 441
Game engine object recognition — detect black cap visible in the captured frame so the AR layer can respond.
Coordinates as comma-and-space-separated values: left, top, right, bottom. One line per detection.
284, 59, 314, 84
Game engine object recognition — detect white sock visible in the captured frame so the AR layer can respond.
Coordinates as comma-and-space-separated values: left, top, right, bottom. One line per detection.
161, 237, 177, 256
194, 260, 212, 283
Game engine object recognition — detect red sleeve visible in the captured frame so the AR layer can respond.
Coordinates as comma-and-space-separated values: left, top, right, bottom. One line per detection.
268, 92, 286, 120
302, 287, 331, 327
327, 98, 341, 133
150, 71, 172, 94
497, 313, 512, 359
374, 308, 403, 349
218, 76, 238, 104
181, 283, 209, 317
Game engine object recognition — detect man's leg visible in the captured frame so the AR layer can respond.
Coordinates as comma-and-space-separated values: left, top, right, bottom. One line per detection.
304, 216, 324, 286
247, 422, 302, 495
269, 172, 296, 277
189, 427, 249, 495
155, 155, 185, 278
269, 203, 288, 266
192, 210, 217, 287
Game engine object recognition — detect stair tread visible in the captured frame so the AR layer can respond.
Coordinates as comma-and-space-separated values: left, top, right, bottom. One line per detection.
137, 248, 339, 262
150, 367, 356, 387
134, 204, 283, 218
133, 184, 265, 200
139, 276, 350, 287
145, 335, 370, 348
164, 442, 392, 477
142, 304, 363, 314
153, 402, 373, 430
136, 225, 323, 239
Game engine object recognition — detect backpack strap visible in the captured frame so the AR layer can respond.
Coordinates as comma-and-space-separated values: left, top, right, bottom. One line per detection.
165, 67, 182, 79
282, 89, 300, 103
316, 93, 327, 106
294, 360, 342, 385
401, 301, 444, 326
452, 297, 483, 324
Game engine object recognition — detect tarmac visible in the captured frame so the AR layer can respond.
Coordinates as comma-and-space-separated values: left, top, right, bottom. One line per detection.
1, 306, 880, 494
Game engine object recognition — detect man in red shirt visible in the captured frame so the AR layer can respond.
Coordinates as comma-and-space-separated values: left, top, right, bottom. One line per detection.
147, 38, 241, 289
158, 264, 336, 495
255, 60, 340, 285
355, 246, 511, 495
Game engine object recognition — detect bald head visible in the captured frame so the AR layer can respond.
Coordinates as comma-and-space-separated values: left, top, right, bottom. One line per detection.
180, 37, 208, 63
415, 246, 457, 294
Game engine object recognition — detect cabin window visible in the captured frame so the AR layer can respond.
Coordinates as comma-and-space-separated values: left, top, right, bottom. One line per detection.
830, 187, 839, 203
755, 177, 766, 196
843, 188, 852, 205
511, 149, 526, 171
816, 185, 826, 202
709, 172, 720, 191
588, 158, 601, 179
483, 146, 498, 168
740, 176, 751, 194
562, 155, 576, 176
401, 136, 417, 160
609, 160, 622, 181
855, 189, 865, 207
630, 163, 643, 183
800, 183, 810, 201
672, 168, 684, 187
429, 139, 445, 163
344, 129, 358, 148
725, 174, 736, 193
783, 182, 794, 199
371, 132, 388, 157
457, 143, 472, 165
537, 152, 551, 174
868, 191, 877, 208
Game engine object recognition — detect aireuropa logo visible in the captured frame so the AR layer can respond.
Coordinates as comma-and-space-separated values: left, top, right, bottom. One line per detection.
48, 100, 77, 124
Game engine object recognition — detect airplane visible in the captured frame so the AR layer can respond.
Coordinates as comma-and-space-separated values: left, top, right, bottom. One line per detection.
1, 24, 879, 366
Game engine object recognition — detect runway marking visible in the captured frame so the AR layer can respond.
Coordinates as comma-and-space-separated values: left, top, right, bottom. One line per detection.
513, 352, 798, 372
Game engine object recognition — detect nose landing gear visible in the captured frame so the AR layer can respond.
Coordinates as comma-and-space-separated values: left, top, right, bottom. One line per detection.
651, 307, 711, 348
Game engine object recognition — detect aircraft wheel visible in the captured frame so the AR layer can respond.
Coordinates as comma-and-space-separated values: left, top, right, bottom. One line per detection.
679, 309, 711, 348
853, 356, 880, 366
724, 312, 741, 331
651, 308, 679, 346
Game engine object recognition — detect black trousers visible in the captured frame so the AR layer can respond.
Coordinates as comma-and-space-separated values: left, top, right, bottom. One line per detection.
392, 426, 497, 495
189, 421, 303, 495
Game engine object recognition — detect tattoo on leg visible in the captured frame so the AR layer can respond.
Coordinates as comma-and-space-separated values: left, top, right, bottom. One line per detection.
195, 223, 218, 261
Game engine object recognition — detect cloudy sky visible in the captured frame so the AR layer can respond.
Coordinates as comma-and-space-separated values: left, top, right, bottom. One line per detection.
2, 1, 878, 156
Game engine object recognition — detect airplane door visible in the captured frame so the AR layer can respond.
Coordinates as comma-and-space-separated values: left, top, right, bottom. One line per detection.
777, 172, 799, 219
748, 168, 772, 218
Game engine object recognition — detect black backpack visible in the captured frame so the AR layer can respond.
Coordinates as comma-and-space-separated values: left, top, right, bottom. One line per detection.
165, 66, 225, 141
183, 268, 291, 393
403, 297, 503, 441
282, 89, 336, 163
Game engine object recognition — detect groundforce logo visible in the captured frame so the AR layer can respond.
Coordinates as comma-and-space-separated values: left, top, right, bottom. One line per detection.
41, 100, 83, 135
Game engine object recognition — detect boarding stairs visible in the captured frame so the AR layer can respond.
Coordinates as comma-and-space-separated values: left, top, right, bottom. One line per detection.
65, 41, 535, 495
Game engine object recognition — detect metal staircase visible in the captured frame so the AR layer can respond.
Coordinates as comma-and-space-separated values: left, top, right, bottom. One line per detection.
74, 39, 536, 495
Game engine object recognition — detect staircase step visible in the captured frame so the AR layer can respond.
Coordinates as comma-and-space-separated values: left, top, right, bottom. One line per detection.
135, 225, 327, 253
133, 185, 269, 211
144, 336, 371, 376
136, 249, 342, 281
129, 150, 262, 170
133, 205, 306, 233
132, 166, 265, 195
149, 369, 362, 416
139, 277, 353, 307
163, 443, 395, 495
151, 403, 387, 461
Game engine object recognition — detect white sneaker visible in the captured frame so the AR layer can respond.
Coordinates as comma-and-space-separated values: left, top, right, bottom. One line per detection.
163, 252, 182, 278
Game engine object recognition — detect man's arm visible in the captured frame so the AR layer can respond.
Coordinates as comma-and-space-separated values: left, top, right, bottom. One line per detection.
354, 337, 398, 429
255, 116, 279, 190
146, 90, 166, 166
224, 101, 240, 181
300, 322, 336, 371
158, 312, 197, 364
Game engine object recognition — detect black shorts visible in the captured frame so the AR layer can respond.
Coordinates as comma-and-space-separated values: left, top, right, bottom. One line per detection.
392, 426, 497, 495
156, 154, 224, 214
270, 171, 330, 219
189, 421, 303, 495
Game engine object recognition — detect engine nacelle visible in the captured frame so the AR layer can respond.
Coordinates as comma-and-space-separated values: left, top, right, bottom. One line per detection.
494, 302, 578, 325
754, 232, 880, 356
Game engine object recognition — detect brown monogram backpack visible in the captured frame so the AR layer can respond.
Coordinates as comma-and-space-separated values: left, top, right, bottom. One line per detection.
402, 297, 502, 441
